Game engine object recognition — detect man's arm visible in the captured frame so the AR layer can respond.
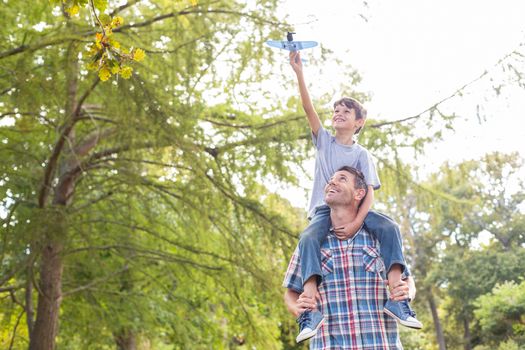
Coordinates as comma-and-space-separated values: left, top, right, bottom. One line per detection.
334, 186, 374, 237
284, 289, 318, 318
289, 51, 321, 136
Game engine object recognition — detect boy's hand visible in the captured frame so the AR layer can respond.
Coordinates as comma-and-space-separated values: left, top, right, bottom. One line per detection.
333, 220, 362, 240
289, 51, 303, 74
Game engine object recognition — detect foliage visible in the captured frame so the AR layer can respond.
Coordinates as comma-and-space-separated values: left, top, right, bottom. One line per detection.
1, 0, 302, 347
474, 280, 525, 347
1, 0, 524, 349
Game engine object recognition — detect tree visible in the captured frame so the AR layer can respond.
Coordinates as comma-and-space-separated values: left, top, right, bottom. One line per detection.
474, 280, 525, 348
1, 0, 310, 348
414, 153, 525, 350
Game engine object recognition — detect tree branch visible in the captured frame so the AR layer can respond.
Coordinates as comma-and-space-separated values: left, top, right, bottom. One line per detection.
0, 37, 82, 60
109, 0, 140, 17
370, 48, 519, 128
110, 8, 285, 33
8, 309, 25, 350
38, 78, 99, 207
202, 115, 303, 130
0, 112, 39, 119
62, 265, 129, 297
0, 285, 21, 293
72, 127, 117, 157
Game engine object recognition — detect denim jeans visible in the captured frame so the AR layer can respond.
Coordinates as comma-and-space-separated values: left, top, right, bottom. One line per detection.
364, 211, 410, 277
298, 206, 409, 286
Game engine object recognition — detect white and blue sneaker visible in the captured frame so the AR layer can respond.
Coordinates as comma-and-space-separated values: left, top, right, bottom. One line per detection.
384, 299, 423, 329
296, 310, 325, 343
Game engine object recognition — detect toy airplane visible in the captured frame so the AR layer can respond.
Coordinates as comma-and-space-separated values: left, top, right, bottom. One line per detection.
266, 32, 318, 51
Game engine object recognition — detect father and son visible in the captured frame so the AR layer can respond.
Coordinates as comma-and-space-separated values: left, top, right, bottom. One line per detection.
282, 51, 423, 348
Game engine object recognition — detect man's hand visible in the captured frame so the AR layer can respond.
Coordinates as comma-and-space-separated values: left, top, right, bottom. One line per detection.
387, 276, 416, 302
289, 51, 303, 74
284, 289, 318, 317
296, 292, 318, 314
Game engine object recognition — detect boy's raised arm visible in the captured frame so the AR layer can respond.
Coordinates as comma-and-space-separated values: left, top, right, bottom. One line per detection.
290, 51, 322, 136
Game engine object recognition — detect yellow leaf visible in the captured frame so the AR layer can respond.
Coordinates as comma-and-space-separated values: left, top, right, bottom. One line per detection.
109, 38, 120, 49
67, 5, 79, 16
133, 48, 146, 62
111, 16, 124, 27
120, 66, 133, 79
98, 67, 111, 81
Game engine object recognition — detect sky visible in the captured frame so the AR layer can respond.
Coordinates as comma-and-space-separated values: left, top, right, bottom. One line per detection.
271, 0, 525, 209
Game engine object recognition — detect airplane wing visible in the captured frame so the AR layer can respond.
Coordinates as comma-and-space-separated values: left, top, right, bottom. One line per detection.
266, 40, 318, 51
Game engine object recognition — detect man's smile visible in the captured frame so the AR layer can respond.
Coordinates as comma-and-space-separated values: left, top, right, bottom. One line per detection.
326, 186, 340, 194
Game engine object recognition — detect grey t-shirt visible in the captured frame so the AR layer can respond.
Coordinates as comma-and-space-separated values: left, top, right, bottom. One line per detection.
308, 126, 381, 218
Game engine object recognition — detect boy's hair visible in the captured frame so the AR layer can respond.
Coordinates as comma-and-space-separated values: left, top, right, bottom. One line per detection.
333, 97, 367, 134
337, 166, 368, 200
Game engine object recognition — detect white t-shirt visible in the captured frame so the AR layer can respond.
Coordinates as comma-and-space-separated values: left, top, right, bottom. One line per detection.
308, 126, 381, 218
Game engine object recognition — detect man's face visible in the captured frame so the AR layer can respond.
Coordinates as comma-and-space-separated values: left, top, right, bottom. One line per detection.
324, 170, 357, 206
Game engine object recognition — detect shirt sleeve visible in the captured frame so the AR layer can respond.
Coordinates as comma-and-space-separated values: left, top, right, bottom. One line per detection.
311, 125, 331, 150
359, 149, 381, 190
282, 247, 304, 293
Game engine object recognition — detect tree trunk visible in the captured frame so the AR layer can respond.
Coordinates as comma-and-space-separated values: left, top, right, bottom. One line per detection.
28, 240, 64, 350
428, 293, 446, 350
463, 317, 472, 350
29, 40, 79, 349
115, 331, 137, 350
25, 275, 34, 338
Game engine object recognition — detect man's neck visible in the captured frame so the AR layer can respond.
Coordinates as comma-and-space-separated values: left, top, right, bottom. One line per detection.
334, 129, 356, 145
330, 205, 359, 240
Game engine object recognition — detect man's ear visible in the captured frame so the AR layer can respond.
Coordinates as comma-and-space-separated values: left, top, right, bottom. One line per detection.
355, 188, 366, 201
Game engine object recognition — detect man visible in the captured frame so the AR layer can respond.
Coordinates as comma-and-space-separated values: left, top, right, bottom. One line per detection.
283, 166, 416, 349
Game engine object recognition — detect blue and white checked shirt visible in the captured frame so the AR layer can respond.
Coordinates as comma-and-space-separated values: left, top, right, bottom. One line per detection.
283, 228, 403, 349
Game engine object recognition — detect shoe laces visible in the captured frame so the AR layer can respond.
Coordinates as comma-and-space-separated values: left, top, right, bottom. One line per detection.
297, 311, 311, 328
401, 300, 416, 318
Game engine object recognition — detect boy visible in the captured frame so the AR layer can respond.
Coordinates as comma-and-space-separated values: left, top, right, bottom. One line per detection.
289, 51, 422, 344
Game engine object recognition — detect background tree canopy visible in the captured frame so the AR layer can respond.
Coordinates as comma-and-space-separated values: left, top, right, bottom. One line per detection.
1, 1, 524, 350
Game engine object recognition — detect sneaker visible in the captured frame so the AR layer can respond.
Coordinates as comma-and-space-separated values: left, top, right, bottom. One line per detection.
384, 299, 423, 329
296, 310, 325, 343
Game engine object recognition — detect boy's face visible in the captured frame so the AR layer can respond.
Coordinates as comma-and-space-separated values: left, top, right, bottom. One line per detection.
331, 103, 365, 133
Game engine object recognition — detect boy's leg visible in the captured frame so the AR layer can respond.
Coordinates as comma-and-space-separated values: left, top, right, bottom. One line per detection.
298, 205, 332, 294
363, 210, 407, 277
295, 205, 331, 343
364, 211, 422, 329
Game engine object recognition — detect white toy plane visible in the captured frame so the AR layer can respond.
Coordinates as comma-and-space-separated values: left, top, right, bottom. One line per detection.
266, 32, 318, 51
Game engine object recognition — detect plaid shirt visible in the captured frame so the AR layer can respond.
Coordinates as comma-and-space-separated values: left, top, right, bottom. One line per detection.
283, 228, 403, 349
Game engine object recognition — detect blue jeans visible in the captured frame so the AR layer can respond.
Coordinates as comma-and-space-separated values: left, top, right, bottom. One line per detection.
298, 206, 409, 286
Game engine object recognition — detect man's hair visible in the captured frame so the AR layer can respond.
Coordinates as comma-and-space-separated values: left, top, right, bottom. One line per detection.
337, 166, 368, 198
333, 97, 367, 134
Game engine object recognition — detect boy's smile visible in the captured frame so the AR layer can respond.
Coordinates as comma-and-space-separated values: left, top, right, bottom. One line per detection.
331, 104, 361, 131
